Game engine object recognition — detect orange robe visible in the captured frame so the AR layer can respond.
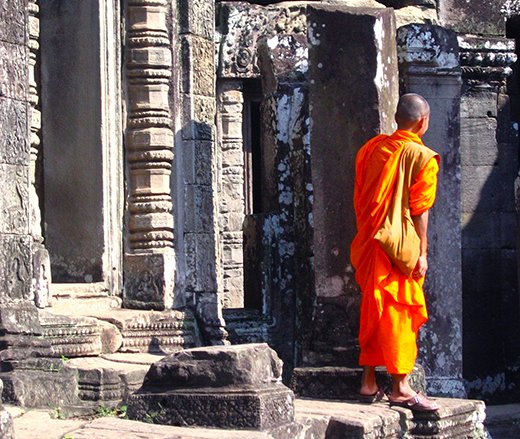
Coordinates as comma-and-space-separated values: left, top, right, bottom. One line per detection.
350, 130, 439, 374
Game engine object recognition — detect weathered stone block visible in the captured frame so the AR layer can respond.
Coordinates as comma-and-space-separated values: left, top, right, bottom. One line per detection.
0, 164, 29, 234
0, 97, 29, 165
124, 252, 175, 310
462, 165, 513, 213
460, 92, 497, 119
461, 211, 500, 249
144, 343, 281, 388
178, 0, 214, 40
129, 386, 294, 430
0, 0, 26, 45
1, 358, 78, 407
438, 0, 505, 36
180, 36, 215, 97
128, 344, 293, 429
184, 184, 214, 233
181, 94, 216, 141
0, 41, 27, 101
182, 140, 213, 185
460, 117, 498, 167
0, 235, 32, 304
185, 233, 217, 292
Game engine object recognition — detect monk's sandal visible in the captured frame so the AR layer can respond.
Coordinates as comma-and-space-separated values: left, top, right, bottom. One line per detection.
389, 392, 439, 412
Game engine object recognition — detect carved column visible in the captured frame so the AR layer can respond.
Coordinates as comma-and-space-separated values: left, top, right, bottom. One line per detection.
217, 82, 245, 309
124, 0, 175, 309
398, 24, 464, 397
28, 0, 51, 309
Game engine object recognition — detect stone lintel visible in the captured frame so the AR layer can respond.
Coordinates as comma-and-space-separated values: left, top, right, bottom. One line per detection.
123, 252, 175, 310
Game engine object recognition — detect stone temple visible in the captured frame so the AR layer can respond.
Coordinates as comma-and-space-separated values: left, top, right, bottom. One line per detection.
0, 0, 519, 436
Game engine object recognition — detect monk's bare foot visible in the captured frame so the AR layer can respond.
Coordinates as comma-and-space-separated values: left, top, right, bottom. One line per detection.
360, 384, 380, 396
360, 366, 378, 396
388, 392, 439, 412
387, 390, 416, 402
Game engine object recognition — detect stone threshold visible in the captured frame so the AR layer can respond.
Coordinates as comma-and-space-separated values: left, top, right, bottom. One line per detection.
8, 396, 487, 439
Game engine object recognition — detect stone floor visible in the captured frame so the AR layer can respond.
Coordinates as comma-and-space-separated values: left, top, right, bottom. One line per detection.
7, 397, 496, 439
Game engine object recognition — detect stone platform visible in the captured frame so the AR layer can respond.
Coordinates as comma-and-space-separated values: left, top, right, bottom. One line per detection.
8, 397, 488, 439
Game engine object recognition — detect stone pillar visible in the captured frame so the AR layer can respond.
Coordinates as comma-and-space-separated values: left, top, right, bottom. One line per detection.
0, 0, 49, 365
28, 0, 51, 309
217, 82, 245, 309
303, 5, 398, 367
397, 24, 465, 397
458, 35, 519, 400
176, 0, 227, 344
255, 33, 311, 376
123, 0, 175, 310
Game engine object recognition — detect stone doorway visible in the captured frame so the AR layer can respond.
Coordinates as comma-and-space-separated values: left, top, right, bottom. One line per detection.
40, 0, 123, 298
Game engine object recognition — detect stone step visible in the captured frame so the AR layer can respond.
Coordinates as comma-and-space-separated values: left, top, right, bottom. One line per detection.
291, 366, 426, 401
485, 404, 520, 438
63, 353, 164, 413
8, 397, 487, 439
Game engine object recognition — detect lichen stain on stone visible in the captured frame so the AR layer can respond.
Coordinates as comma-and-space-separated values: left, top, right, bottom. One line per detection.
374, 17, 385, 92
308, 22, 321, 46
465, 373, 508, 395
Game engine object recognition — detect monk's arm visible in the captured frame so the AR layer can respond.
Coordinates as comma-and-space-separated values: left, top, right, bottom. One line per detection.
411, 209, 429, 278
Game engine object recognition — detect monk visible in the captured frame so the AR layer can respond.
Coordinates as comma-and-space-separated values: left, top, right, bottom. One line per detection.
350, 94, 440, 412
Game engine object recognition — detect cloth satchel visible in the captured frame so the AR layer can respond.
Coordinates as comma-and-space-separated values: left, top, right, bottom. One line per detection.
373, 143, 429, 278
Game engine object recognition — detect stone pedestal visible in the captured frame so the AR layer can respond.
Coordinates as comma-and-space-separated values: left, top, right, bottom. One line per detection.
127, 343, 295, 430
397, 24, 465, 397
123, 253, 175, 310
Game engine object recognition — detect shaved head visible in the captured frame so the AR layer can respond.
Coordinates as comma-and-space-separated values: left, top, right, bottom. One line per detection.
395, 93, 430, 128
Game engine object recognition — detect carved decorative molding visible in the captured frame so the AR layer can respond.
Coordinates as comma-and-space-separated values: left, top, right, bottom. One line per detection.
217, 81, 245, 308
125, 0, 174, 252
458, 36, 517, 89
217, 2, 306, 78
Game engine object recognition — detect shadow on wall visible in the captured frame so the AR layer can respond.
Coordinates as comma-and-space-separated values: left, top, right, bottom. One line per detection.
461, 86, 520, 403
